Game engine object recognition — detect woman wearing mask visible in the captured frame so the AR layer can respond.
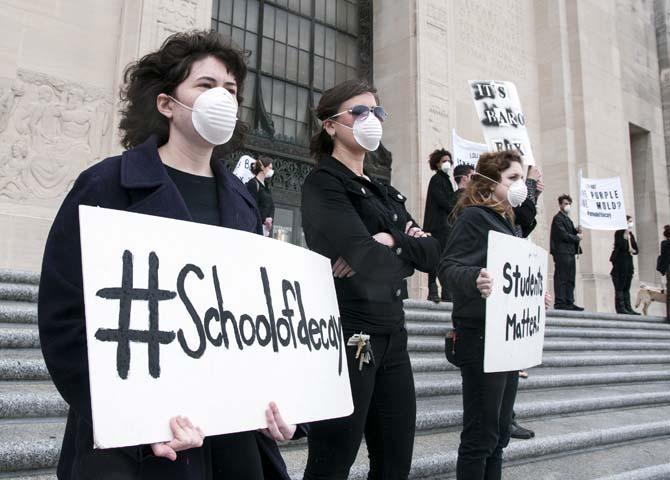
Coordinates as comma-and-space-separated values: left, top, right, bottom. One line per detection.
246, 155, 275, 236
301, 79, 441, 479
610, 215, 640, 314
439, 150, 550, 480
423, 148, 456, 302
38, 30, 295, 480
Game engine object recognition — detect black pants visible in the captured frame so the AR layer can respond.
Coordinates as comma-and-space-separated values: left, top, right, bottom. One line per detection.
454, 330, 519, 480
303, 327, 416, 480
611, 268, 633, 292
553, 254, 576, 307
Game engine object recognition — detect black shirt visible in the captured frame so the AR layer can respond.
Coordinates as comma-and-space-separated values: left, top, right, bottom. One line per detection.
302, 155, 440, 334
166, 165, 220, 226
246, 177, 275, 220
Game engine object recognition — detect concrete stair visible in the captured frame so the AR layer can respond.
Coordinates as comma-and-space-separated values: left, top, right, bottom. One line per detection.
0, 269, 669, 479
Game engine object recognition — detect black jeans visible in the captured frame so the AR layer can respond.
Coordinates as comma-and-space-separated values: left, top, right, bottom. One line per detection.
553, 254, 576, 306
611, 268, 633, 292
454, 329, 519, 480
303, 327, 416, 480
428, 230, 449, 299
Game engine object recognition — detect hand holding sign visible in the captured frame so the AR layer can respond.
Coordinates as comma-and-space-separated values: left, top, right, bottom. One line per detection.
261, 401, 297, 441
151, 416, 205, 461
477, 269, 493, 298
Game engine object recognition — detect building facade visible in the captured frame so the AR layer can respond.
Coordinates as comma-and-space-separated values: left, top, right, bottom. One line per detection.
0, 0, 668, 314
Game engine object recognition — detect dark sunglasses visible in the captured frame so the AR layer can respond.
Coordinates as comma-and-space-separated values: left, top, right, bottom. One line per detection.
329, 105, 388, 122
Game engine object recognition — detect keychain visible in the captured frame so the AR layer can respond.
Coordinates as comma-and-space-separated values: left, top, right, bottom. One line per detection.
347, 332, 375, 371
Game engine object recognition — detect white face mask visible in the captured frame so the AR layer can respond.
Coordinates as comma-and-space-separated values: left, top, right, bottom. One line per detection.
474, 172, 528, 208
169, 87, 238, 145
333, 114, 383, 151
265, 169, 274, 179
441, 162, 452, 173
628, 222, 634, 228
563, 205, 571, 214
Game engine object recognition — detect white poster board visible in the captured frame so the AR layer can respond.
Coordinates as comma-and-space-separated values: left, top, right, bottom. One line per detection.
579, 174, 628, 230
452, 128, 489, 168
233, 154, 256, 183
468, 80, 535, 166
484, 231, 548, 373
79, 206, 353, 449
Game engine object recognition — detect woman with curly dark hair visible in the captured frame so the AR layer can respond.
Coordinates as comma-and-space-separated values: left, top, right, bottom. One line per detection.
38, 30, 297, 480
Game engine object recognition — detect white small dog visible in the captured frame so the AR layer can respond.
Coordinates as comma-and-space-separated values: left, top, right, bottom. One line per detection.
635, 284, 667, 316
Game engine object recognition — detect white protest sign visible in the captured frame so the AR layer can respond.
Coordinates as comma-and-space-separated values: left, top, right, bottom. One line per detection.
579, 174, 628, 230
452, 129, 489, 168
468, 80, 535, 166
79, 206, 353, 449
233, 154, 256, 183
484, 231, 548, 373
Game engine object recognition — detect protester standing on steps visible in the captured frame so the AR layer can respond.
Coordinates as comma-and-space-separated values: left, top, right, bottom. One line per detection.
301, 79, 441, 480
37, 30, 298, 480
423, 148, 457, 303
657, 225, 670, 322
439, 150, 551, 480
550, 194, 584, 311
610, 215, 640, 315
246, 155, 275, 237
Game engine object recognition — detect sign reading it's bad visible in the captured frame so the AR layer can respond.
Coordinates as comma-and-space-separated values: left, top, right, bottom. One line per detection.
79, 206, 353, 449
484, 231, 548, 373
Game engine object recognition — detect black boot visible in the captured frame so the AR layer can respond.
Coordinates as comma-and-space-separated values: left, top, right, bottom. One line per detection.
623, 291, 640, 315
615, 291, 626, 314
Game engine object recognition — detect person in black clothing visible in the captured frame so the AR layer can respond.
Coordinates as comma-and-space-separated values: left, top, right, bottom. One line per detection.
423, 148, 457, 302
550, 194, 584, 311
439, 150, 550, 480
246, 155, 275, 236
610, 215, 640, 314
453, 164, 474, 196
37, 30, 297, 480
657, 225, 670, 322
301, 79, 441, 479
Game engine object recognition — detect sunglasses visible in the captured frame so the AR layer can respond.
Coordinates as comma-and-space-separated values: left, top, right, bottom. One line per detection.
329, 105, 388, 122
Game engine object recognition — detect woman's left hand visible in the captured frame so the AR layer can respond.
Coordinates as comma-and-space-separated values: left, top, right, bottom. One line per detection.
405, 221, 428, 238
544, 292, 554, 310
260, 402, 296, 441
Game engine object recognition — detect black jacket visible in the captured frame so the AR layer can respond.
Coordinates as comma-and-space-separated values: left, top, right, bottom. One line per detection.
610, 230, 638, 274
550, 212, 581, 256
659, 239, 670, 275
423, 170, 456, 235
438, 206, 517, 331
37, 136, 296, 480
302, 156, 440, 333
246, 176, 275, 220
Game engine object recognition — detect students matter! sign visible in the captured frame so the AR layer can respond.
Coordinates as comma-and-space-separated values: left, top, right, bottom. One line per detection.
79, 206, 353, 449
452, 129, 489, 169
468, 80, 535, 166
484, 231, 548, 373
579, 174, 628, 231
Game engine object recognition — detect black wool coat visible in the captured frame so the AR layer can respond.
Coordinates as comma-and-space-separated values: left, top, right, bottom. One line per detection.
423, 170, 457, 237
610, 229, 638, 275
37, 135, 300, 480
550, 212, 581, 256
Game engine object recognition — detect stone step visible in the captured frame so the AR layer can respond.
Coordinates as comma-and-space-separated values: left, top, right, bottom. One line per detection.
415, 381, 670, 431
408, 336, 670, 353
283, 405, 670, 479
0, 383, 66, 419
501, 436, 670, 480
403, 299, 668, 323
0, 271, 39, 286
405, 321, 670, 339
593, 462, 670, 480
0, 303, 36, 325
409, 351, 670, 373
0, 350, 49, 381
0, 420, 63, 472
0, 471, 56, 479
0, 285, 37, 305
0, 326, 39, 349
413, 365, 670, 397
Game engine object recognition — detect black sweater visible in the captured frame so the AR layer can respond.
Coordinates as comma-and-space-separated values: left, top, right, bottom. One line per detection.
438, 206, 516, 331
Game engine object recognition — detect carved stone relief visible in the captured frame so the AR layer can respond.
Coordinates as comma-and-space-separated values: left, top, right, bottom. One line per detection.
0, 70, 113, 201
156, 0, 199, 40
